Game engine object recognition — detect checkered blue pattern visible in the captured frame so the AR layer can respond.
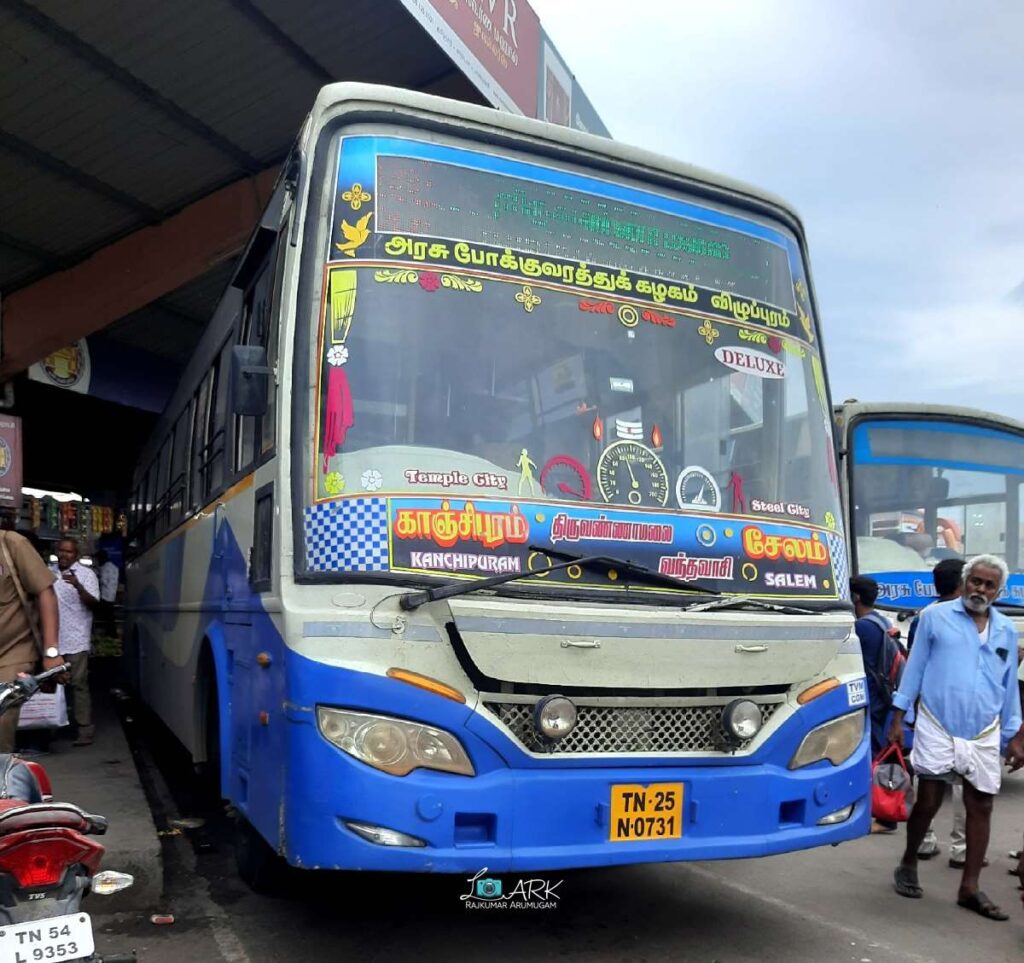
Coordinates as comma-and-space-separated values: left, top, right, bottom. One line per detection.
827, 531, 850, 599
305, 498, 389, 572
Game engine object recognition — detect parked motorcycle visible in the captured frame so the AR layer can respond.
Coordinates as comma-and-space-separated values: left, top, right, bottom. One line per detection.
0, 664, 135, 962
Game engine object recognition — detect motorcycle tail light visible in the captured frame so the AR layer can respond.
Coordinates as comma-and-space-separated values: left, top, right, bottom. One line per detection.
0, 829, 105, 888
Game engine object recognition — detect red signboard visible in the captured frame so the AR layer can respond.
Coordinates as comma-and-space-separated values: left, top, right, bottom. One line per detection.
0, 415, 22, 507
401, 0, 541, 116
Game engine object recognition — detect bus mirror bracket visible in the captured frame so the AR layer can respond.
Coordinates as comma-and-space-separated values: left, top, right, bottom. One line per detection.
231, 345, 271, 417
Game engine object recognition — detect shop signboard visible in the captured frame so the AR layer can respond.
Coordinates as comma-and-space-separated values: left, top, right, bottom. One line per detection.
0, 415, 22, 508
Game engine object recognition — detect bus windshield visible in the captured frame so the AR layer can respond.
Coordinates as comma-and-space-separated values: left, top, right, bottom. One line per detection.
303, 133, 845, 601
848, 417, 1024, 606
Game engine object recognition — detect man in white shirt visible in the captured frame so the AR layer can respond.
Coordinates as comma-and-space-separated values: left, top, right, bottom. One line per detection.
52, 539, 99, 746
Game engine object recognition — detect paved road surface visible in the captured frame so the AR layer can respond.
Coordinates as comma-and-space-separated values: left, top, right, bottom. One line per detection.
90, 716, 1024, 963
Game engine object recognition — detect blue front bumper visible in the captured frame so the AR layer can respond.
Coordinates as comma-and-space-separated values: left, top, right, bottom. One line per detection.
276, 656, 870, 873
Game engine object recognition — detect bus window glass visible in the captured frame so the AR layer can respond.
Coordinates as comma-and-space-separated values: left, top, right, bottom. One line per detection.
261, 238, 286, 455
236, 256, 275, 472
302, 135, 843, 601
169, 405, 191, 522
190, 371, 213, 508
205, 342, 231, 497
849, 419, 1024, 605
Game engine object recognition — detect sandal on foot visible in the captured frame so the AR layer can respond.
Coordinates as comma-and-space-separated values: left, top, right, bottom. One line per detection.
894, 864, 923, 899
957, 891, 1008, 921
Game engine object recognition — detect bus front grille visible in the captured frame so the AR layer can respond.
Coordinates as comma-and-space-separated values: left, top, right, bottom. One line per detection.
481, 701, 781, 754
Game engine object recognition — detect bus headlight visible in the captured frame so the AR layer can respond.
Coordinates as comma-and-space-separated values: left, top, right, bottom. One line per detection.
788, 710, 865, 770
317, 707, 475, 777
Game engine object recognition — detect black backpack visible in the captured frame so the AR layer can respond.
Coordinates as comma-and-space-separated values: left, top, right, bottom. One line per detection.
861, 612, 906, 707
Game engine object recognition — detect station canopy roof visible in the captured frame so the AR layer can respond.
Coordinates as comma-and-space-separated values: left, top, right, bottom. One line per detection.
2, 0, 501, 371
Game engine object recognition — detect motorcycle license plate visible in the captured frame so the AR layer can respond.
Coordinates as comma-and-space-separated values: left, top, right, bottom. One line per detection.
609, 783, 684, 842
0, 911, 94, 963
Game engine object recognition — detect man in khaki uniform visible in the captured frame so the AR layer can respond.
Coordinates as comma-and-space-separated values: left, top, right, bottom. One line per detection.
0, 530, 61, 751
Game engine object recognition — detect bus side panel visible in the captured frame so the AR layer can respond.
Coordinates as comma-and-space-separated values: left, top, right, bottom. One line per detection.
205, 481, 291, 856
127, 511, 221, 755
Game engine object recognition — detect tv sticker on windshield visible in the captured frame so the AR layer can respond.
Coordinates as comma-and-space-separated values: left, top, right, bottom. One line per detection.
847, 679, 867, 707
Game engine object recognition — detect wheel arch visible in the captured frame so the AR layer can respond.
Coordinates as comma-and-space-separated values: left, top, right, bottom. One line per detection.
195, 624, 232, 800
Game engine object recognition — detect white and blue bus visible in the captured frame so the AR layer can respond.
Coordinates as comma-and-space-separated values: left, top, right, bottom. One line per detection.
126, 84, 868, 886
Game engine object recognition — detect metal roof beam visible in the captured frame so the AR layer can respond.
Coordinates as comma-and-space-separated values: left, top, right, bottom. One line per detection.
0, 230, 67, 271
0, 166, 279, 377
2, 0, 263, 174
226, 0, 332, 83
0, 130, 162, 222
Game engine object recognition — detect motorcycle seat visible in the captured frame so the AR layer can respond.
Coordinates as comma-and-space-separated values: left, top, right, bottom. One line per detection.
0, 802, 106, 836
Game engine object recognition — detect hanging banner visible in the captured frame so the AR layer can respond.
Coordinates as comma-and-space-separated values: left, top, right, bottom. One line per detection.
27, 336, 177, 413
0, 415, 23, 507
27, 340, 91, 394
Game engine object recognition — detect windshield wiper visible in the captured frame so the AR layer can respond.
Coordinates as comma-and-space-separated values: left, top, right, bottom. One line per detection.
534, 546, 719, 596
399, 546, 720, 612
399, 553, 613, 611
683, 594, 824, 616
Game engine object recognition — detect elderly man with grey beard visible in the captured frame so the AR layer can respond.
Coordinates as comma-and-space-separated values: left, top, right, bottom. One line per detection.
887, 554, 1024, 920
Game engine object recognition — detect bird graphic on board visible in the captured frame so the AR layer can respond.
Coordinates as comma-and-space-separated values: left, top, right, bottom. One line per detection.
335, 212, 373, 257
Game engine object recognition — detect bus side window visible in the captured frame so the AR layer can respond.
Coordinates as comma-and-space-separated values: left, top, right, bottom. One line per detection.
235, 238, 280, 473
205, 340, 232, 497
250, 482, 273, 591
192, 339, 232, 504
129, 484, 141, 543
168, 403, 192, 525
143, 463, 157, 546
190, 369, 214, 510
153, 433, 174, 539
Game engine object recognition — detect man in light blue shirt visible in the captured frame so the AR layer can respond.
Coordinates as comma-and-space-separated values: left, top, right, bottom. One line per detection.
888, 555, 1024, 921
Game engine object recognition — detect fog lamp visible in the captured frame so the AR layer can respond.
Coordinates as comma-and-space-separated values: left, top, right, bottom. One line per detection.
817, 804, 855, 826
721, 699, 763, 744
533, 695, 577, 740
345, 821, 427, 847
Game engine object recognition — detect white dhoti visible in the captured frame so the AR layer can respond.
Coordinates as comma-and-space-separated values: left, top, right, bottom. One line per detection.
910, 703, 1002, 795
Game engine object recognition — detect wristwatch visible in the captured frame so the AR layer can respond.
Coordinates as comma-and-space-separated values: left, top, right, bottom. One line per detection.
44, 647, 59, 659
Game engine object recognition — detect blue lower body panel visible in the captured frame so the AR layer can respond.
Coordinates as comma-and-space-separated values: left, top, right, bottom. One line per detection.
278, 654, 870, 873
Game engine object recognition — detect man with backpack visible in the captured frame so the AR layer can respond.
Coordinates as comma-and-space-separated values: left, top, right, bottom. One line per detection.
850, 575, 906, 833
907, 559, 971, 864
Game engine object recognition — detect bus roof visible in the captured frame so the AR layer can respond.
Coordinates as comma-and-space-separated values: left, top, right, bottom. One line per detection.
836, 400, 1024, 436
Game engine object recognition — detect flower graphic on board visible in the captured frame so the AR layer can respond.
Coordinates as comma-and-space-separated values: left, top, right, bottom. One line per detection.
767, 336, 782, 354
418, 271, 441, 292
342, 183, 372, 211
324, 472, 345, 495
515, 285, 542, 312
697, 319, 719, 345
327, 344, 349, 367
361, 469, 383, 492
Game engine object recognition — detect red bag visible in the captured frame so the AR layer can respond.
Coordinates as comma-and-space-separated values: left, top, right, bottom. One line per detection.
871, 744, 913, 823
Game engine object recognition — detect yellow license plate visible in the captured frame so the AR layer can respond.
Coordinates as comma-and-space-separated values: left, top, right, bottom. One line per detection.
609, 782, 684, 842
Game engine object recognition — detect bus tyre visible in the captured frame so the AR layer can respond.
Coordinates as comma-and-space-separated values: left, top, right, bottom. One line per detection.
234, 816, 287, 894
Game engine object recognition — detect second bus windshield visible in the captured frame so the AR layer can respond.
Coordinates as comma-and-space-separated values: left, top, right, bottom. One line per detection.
850, 418, 1024, 605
